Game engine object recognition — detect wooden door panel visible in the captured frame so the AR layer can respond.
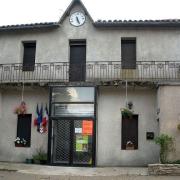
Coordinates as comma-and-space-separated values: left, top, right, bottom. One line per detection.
69, 41, 86, 81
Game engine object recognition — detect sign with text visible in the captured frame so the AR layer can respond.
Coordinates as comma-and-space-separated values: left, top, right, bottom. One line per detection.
82, 120, 93, 135
75, 128, 82, 134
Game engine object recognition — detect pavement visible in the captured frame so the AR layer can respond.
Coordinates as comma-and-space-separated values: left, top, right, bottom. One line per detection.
0, 162, 180, 180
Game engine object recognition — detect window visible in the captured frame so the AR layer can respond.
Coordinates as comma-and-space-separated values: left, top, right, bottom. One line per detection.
121, 115, 138, 150
121, 38, 136, 69
22, 42, 36, 71
16, 114, 32, 147
51, 87, 95, 117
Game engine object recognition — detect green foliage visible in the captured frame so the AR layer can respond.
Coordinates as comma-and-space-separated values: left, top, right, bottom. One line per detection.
154, 134, 174, 164
166, 160, 180, 164
177, 124, 180, 131
121, 108, 133, 119
32, 147, 47, 161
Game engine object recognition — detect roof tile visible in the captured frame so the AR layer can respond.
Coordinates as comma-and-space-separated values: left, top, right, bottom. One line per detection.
0, 22, 59, 31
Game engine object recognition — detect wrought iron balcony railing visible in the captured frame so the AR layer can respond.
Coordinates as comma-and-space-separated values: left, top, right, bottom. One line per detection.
0, 61, 180, 84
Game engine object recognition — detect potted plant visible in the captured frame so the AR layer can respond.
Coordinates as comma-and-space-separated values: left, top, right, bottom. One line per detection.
33, 147, 47, 165
14, 137, 27, 147
121, 108, 133, 119
25, 158, 33, 164
14, 101, 27, 115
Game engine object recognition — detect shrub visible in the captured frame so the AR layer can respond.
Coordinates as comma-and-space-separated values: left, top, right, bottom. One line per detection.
154, 134, 174, 164
33, 147, 47, 162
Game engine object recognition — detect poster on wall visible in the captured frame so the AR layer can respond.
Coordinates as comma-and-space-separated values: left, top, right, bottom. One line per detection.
76, 135, 88, 152
82, 120, 93, 135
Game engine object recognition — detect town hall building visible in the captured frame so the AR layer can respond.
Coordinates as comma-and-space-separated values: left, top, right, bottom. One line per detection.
0, 0, 180, 167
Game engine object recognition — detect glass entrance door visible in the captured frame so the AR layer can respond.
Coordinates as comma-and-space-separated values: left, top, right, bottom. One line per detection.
49, 86, 96, 166
52, 119, 94, 166
73, 120, 93, 165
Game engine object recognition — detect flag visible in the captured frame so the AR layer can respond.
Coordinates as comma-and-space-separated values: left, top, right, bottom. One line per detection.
41, 104, 48, 133
42, 104, 48, 126
34, 104, 48, 133
38, 104, 43, 125
34, 104, 39, 126
38, 104, 43, 133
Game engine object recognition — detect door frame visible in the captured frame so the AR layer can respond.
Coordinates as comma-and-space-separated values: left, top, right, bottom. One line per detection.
47, 86, 97, 167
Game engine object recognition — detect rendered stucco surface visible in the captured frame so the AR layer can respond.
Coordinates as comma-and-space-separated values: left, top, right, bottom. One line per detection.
0, 2, 180, 166
97, 86, 159, 166
0, 87, 49, 162
0, 4, 180, 64
158, 86, 180, 161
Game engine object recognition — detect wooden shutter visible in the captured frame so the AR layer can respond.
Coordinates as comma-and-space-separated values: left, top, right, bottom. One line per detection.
121, 115, 138, 150
16, 114, 32, 147
121, 39, 136, 69
69, 40, 86, 82
23, 42, 36, 71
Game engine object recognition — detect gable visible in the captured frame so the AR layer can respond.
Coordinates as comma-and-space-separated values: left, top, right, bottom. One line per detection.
58, 0, 93, 24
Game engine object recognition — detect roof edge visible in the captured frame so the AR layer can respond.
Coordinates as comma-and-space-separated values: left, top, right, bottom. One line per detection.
94, 20, 180, 28
0, 22, 59, 32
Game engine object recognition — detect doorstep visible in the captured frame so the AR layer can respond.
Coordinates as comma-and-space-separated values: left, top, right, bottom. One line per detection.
0, 162, 148, 176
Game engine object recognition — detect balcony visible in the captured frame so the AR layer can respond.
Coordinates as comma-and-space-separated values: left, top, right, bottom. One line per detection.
0, 61, 180, 84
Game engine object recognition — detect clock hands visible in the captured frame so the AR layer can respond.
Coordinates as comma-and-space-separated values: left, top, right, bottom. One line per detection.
70, 12, 85, 26
76, 16, 80, 24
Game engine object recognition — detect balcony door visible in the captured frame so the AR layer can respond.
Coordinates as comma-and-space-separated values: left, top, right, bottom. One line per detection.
69, 40, 86, 82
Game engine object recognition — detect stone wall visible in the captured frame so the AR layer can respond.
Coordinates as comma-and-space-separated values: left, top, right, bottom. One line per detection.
148, 164, 180, 175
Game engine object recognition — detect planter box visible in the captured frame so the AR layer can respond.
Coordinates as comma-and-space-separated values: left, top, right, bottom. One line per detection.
126, 146, 134, 150
148, 164, 180, 176
15, 143, 25, 147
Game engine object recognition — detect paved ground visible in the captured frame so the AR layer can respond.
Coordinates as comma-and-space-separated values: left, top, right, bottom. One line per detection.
0, 162, 179, 180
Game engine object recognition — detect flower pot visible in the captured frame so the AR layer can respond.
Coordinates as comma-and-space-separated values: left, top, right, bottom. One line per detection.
40, 160, 47, 165
26, 159, 33, 164
126, 146, 135, 150
15, 143, 24, 147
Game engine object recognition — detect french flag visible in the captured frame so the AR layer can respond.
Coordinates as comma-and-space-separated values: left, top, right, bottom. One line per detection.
34, 104, 39, 126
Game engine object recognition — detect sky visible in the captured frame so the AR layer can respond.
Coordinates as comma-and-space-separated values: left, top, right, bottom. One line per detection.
0, 0, 180, 26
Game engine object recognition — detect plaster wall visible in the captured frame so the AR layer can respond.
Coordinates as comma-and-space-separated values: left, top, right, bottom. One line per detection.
157, 86, 180, 161
0, 86, 49, 162
97, 86, 159, 166
0, 5, 180, 64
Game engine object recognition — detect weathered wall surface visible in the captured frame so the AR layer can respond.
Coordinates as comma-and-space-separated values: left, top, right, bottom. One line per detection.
0, 86, 49, 162
0, 4, 180, 64
157, 85, 180, 161
97, 86, 159, 166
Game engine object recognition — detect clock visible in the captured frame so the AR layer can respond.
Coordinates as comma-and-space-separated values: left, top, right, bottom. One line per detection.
69, 12, 86, 27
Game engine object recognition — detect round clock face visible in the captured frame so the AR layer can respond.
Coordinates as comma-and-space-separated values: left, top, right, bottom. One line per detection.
69, 12, 86, 27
